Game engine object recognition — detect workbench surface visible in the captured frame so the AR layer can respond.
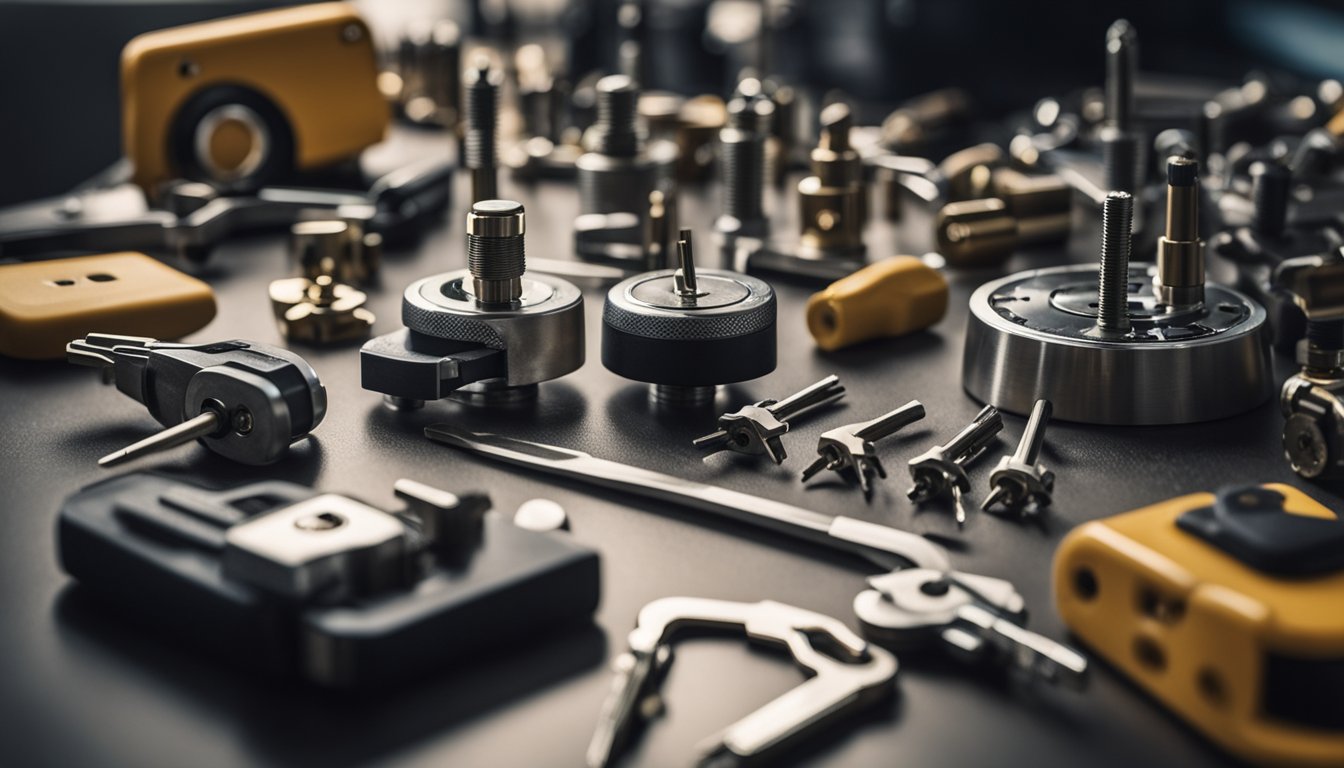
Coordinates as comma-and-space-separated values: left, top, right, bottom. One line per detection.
0, 129, 1311, 768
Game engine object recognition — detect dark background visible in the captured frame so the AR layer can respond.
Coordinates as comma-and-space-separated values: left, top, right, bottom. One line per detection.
2, 2, 1342, 767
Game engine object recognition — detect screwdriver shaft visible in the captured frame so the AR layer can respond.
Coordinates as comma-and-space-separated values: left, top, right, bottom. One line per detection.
1013, 399, 1053, 465
770, 375, 845, 422
98, 411, 220, 468
854, 400, 926, 441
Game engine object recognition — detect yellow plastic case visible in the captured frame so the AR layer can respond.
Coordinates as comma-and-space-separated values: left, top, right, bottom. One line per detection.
1054, 484, 1344, 767
0, 253, 216, 359
121, 2, 389, 194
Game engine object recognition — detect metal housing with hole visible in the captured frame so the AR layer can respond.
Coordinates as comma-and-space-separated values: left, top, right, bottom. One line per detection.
962, 263, 1272, 425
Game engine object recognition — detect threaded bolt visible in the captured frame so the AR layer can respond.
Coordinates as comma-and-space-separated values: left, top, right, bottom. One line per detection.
1105, 19, 1138, 131
592, 75, 642, 157
466, 200, 526, 304
1250, 160, 1291, 238
720, 97, 773, 227
1307, 318, 1344, 350
1097, 191, 1134, 332
463, 55, 501, 202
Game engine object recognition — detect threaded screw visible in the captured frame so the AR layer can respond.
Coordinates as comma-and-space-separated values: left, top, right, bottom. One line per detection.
720, 97, 773, 227
592, 75, 642, 157
1250, 160, 1291, 238
1097, 190, 1134, 332
463, 55, 501, 202
466, 200, 526, 304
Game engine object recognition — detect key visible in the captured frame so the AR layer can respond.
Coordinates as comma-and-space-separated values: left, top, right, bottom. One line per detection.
693, 375, 846, 463
907, 404, 1003, 526
801, 400, 926, 495
67, 333, 326, 466
853, 567, 1088, 690
983, 399, 1056, 517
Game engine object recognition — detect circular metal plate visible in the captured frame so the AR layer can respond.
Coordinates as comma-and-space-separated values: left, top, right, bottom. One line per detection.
604, 268, 775, 340
962, 263, 1272, 425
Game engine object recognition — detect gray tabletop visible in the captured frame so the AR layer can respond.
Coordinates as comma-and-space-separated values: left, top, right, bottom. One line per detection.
0, 128, 1308, 768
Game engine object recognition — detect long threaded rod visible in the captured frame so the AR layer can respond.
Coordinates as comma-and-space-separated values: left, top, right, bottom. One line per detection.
1097, 191, 1134, 332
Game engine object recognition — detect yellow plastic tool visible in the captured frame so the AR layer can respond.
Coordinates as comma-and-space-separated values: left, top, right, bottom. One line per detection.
1054, 484, 1344, 767
0, 253, 215, 359
805, 256, 948, 351
121, 2, 389, 195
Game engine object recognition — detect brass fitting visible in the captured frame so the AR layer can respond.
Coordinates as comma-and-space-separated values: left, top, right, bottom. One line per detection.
269, 275, 375, 344
291, 218, 381, 287
798, 103, 865, 258
1154, 157, 1205, 308
935, 168, 1071, 268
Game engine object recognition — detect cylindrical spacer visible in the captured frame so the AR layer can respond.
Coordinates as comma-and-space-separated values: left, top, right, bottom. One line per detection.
1250, 160, 1291, 238
592, 75, 642, 157
1156, 157, 1204, 307
466, 200, 526, 304
1097, 191, 1134, 332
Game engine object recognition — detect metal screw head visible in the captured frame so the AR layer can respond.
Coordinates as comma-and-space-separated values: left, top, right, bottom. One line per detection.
294, 511, 346, 531
232, 408, 254, 435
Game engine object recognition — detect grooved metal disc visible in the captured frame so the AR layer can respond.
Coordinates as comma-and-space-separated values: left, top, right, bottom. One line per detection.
962, 263, 1272, 425
602, 268, 776, 386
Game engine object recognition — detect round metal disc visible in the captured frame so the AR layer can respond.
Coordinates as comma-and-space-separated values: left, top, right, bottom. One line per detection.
963, 263, 1272, 425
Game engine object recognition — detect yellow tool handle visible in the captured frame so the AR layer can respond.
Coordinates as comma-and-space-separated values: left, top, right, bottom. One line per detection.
806, 256, 948, 352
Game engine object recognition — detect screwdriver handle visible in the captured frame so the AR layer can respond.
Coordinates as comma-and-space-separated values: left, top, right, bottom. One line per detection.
854, 400, 926, 442
806, 256, 948, 352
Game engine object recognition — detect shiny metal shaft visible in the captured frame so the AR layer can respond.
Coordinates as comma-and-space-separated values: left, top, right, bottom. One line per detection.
1097, 191, 1133, 332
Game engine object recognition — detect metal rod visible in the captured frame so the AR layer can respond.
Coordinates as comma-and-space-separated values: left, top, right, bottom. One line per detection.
770, 375, 845, 422
674, 227, 698, 297
99, 410, 220, 468
854, 400, 926, 441
1014, 399, 1053, 465
425, 425, 950, 572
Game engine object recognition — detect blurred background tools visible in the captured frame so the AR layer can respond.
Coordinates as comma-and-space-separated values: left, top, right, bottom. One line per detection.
586, 597, 897, 768
1055, 485, 1344, 766
0, 3, 449, 263
693, 375, 845, 463
0, 252, 215, 359
58, 473, 600, 687
806, 256, 948, 351
65, 333, 325, 466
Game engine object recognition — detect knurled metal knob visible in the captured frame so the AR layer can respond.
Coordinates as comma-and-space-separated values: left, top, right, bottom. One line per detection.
602, 229, 776, 403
